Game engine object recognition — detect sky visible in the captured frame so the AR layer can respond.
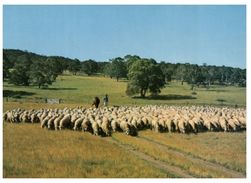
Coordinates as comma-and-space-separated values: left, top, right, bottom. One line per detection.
3, 5, 246, 68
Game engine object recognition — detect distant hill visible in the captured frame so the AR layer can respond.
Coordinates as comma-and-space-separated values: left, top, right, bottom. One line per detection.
3, 49, 246, 88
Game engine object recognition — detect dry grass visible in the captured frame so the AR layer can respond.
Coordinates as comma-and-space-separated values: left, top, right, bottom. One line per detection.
3, 123, 172, 178
112, 133, 238, 178
3, 102, 89, 112
3, 121, 246, 178
2, 75, 246, 178
139, 130, 246, 173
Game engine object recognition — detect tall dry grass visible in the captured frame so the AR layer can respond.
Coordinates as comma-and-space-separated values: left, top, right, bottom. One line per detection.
112, 132, 244, 178
139, 130, 246, 173
3, 123, 172, 178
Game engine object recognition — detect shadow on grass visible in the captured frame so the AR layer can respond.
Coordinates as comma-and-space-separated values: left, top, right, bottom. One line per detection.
42, 87, 77, 90
132, 94, 197, 100
203, 89, 228, 92
117, 79, 129, 83
3, 90, 35, 98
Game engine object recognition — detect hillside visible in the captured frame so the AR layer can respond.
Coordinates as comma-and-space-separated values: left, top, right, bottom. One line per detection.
3, 75, 246, 108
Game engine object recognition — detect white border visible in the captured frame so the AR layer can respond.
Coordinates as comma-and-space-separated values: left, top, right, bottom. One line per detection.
0, 0, 249, 5
1, 1, 249, 183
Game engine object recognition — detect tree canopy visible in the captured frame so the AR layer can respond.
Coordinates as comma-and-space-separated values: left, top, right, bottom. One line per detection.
81, 59, 98, 76
126, 58, 165, 97
3, 49, 246, 90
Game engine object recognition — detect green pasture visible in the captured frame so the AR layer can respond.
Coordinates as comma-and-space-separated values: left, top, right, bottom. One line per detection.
3, 75, 246, 107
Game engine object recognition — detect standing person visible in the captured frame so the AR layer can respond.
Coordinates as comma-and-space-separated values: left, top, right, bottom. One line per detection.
103, 94, 109, 107
92, 96, 100, 108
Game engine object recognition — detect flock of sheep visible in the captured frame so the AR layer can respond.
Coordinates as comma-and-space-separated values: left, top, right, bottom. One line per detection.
4, 105, 246, 136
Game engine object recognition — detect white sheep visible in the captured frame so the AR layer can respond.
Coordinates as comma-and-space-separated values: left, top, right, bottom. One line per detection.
81, 118, 91, 132
54, 114, 64, 131
100, 117, 111, 136
41, 116, 52, 128
151, 118, 160, 132
48, 115, 59, 130
91, 121, 100, 136
5, 105, 246, 136
73, 117, 84, 131
30, 113, 40, 123
219, 116, 228, 132
119, 121, 130, 135
59, 114, 71, 130
111, 119, 120, 132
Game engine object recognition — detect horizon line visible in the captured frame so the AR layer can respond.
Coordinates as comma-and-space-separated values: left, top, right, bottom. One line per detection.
3, 47, 246, 70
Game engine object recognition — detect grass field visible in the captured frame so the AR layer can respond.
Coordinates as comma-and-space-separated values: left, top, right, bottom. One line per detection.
139, 130, 246, 173
2, 75, 246, 178
3, 123, 173, 178
112, 131, 246, 178
3, 75, 246, 107
3, 123, 246, 178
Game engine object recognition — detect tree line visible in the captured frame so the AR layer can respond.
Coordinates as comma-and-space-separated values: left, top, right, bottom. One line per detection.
3, 49, 246, 97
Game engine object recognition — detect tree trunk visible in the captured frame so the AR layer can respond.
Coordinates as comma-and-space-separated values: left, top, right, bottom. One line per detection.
143, 89, 147, 97
140, 89, 144, 97
140, 89, 146, 98
221, 73, 224, 84
191, 84, 194, 91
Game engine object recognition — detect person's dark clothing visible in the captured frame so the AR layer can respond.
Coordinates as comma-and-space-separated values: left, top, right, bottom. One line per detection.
103, 94, 108, 106
92, 97, 100, 108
